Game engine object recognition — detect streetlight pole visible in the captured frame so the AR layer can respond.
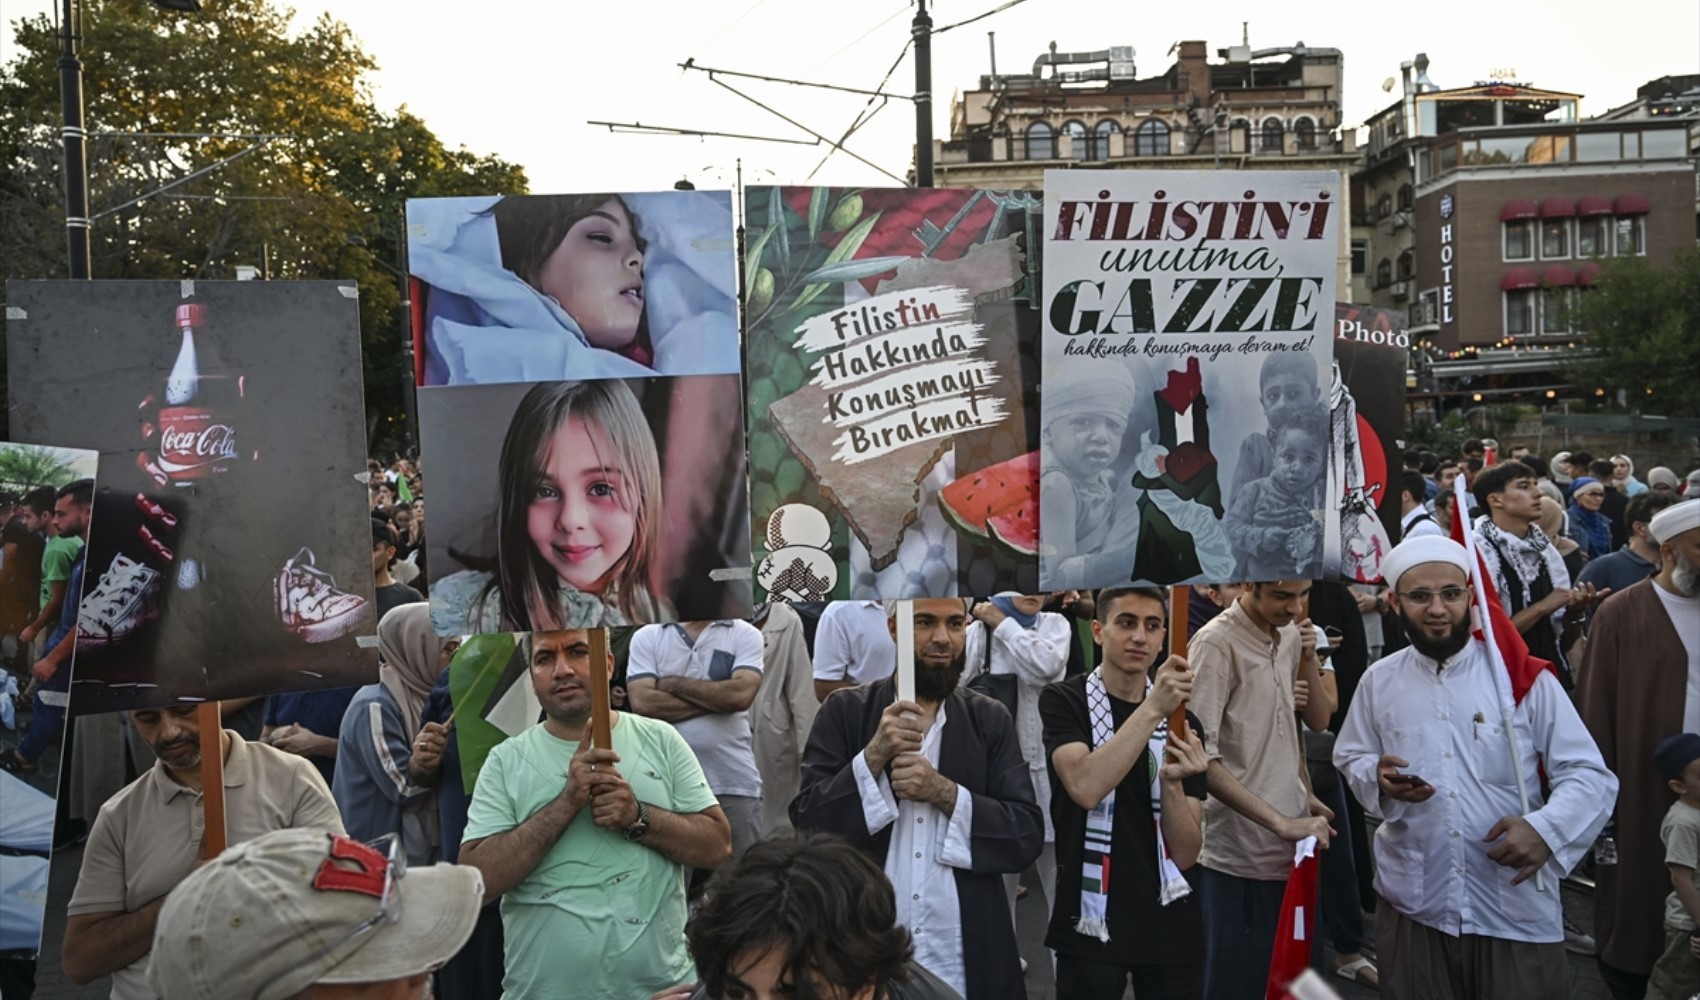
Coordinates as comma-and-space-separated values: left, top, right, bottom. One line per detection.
913, 0, 933, 187
59, 0, 91, 279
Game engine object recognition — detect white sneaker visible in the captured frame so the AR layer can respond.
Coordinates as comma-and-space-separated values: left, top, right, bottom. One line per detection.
78, 554, 162, 646
274, 547, 367, 643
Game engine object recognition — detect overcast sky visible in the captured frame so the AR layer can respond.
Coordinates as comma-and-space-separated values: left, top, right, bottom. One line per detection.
4, 0, 1696, 194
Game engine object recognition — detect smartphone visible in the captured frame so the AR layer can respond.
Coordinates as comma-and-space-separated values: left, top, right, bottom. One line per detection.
1388, 773, 1429, 788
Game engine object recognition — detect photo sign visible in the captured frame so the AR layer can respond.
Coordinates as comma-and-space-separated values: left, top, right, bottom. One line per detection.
1039, 170, 1340, 589
1327, 302, 1410, 582
745, 186, 1043, 601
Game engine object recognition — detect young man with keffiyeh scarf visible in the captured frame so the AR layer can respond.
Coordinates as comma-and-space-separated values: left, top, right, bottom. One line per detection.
1040, 587, 1210, 999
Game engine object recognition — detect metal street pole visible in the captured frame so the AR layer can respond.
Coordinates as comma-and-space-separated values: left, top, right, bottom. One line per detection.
913, 0, 933, 187
59, 0, 91, 278
394, 206, 418, 454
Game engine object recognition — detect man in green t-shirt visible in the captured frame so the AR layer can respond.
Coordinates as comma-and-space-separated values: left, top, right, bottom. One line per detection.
461, 629, 731, 1000
18, 485, 78, 657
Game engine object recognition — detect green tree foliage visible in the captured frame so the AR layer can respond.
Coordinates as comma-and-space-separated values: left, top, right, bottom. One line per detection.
0, 0, 527, 450
1563, 250, 1700, 415
0, 444, 78, 494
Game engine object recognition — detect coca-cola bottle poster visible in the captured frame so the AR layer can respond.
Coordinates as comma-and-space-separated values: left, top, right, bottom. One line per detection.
0, 442, 96, 959
6, 281, 378, 713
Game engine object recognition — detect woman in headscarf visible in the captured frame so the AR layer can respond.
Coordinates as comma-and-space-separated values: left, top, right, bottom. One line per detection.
1538, 488, 1587, 582
1566, 477, 1614, 562
1609, 454, 1648, 496
332, 603, 458, 864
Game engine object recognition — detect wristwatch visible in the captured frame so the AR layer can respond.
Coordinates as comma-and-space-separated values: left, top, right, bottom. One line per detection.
623, 801, 651, 842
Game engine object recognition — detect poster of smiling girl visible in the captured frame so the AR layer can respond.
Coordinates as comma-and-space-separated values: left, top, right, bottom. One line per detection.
407, 191, 742, 385
419, 376, 752, 636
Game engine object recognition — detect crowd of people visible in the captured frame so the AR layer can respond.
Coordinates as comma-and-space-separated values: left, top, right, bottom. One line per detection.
2, 443, 1699, 1000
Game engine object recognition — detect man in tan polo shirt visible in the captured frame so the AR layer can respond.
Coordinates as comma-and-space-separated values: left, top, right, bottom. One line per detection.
1188, 580, 1335, 1000
61, 702, 344, 998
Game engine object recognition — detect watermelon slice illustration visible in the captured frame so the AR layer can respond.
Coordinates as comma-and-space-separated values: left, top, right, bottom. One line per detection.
939, 451, 1040, 558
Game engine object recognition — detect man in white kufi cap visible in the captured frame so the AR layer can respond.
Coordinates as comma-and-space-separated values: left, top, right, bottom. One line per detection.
1581, 497, 1700, 993
1336, 536, 1616, 1000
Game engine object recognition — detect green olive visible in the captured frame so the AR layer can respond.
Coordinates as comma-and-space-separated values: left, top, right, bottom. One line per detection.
747, 268, 775, 315
827, 194, 863, 232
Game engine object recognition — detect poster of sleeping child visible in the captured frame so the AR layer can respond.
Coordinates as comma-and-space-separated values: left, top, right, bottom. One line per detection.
1039, 170, 1340, 590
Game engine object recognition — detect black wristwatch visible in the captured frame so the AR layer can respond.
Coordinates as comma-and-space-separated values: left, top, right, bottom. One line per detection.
623, 801, 651, 842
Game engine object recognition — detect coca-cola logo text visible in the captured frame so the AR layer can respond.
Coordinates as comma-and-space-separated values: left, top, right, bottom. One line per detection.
159, 407, 237, 475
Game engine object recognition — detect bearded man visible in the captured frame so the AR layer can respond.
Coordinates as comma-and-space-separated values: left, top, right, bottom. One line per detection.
790, 598, 1044, 1000
1581, 498, 1700, 999
1335, 536, 1616, 1000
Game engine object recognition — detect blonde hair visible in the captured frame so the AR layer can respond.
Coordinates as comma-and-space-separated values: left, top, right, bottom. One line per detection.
491, 380, 662, 628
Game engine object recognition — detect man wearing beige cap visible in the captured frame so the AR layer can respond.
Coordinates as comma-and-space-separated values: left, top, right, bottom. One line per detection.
147, 827, 481, 999
1581, 498, 1700, 999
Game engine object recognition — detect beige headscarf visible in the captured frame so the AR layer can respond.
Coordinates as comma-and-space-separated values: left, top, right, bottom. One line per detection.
1538, 496, 1580, 558
377, 603, 442, 746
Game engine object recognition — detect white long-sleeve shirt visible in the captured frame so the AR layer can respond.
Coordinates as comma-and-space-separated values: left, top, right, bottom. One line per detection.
852, 705, 974, 996
962, 615, 1070, 842
1334, 641, 1616, 944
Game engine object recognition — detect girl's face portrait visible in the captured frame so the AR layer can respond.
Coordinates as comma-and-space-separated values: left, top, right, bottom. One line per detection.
1046, 412, 1125, 478
1272, 426, 1326, 496
534, 198, 645, 352
526, 415, 637, 595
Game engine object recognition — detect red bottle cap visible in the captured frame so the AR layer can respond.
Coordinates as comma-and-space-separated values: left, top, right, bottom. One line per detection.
176, 304, 204, 328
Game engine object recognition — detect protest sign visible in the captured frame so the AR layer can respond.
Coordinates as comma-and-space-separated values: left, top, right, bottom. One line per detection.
7, 281, 377, 713
1327, 303, 1410, 582
420, 376, 752, 636
745, 186, 1043, 600
408, 191, 742, 385
1040, 171, 1340, 589
0, 442, 97, 958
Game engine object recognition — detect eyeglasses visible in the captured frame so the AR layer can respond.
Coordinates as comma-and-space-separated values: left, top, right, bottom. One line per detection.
1397, 586, 1470, 608
251, 834, 404, 1000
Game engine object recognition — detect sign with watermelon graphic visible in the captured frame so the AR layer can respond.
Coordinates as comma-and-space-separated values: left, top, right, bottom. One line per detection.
745, 187, 1043, 600
1326, 302, 1409, 582
1039, 170, 1340, 590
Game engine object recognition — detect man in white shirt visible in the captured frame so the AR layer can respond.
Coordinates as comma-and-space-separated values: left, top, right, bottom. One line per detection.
812, 600, 897, 702
1580, 498, 1700, 997
1399, 470, 1444, 540
791, 598, 1044, 1000
1335, 536, 1617, 1000
627, 620, 766, 865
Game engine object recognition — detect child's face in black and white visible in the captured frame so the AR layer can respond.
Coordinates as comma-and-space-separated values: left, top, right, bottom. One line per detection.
1046, 413, 1126, 479
1260, 375, 1317, 428
1272, 426, 1326, 496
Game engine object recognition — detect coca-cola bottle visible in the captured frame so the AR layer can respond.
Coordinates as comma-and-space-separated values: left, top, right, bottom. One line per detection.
157, 304, 243, 487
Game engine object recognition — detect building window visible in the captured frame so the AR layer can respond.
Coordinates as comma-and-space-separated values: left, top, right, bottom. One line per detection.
1132, 119, 1170, 157
1540, 288, 1570, 335
1396, 184, 1414, 212
1614, 216, 1645, 255
1397, 249, 1415, 280
1417, 289, 1439, 326
1540, 219, 1570, 259
1577, 217, 1609, 257
1229, 118, 1251, 154
1025, 122, 1054, 161
1350, 238, 1368, 276
1505, 290, 1535, 336
1375, 259, 1392, 287
1093, 119, 1120, 160
1503, 220, 1535, 261
1062, 120, 1088, 160
1293, 117, 1317, 149
1376, 193, 1392, 219
1260, 117, 1284, 152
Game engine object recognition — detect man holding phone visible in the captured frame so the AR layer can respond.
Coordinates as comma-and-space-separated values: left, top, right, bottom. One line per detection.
1335, 536, 1616, 1000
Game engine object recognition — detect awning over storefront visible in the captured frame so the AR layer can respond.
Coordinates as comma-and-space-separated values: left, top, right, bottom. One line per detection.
1539, 197, 1575, 218
1541, 265, 1576, 286
1500, 198, 1539, 221
1500, 267, 1540, 291
1613, 193, 1651, 215
1576, 262, 1605, 286
1576, 194, 1613, 217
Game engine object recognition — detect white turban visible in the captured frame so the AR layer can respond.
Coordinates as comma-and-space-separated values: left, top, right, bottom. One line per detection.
1649, 499, 1700, 544
1379, 536, 1470, 589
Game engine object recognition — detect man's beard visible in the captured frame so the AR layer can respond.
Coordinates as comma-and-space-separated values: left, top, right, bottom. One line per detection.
914, 652, 967, 703
1673, 550, 1698, 598
152, 738, 201, 771
1403, 612, 1472, 663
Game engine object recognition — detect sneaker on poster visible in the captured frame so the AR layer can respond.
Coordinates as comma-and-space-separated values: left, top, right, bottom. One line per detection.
274, 547, 367, 643
78, 554, 163, 646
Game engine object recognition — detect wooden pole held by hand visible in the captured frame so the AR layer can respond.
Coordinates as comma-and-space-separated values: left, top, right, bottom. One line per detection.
197, 701, 227, 859
588, 627, 613, 752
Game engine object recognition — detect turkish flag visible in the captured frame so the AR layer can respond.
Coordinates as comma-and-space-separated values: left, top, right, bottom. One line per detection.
1265, 841, 1320, 1000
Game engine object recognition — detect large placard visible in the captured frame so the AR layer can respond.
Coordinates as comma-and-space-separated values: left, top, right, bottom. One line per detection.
1327, 303, 1409, 582
1040, 171, 1340, 588
7, 281, 378, 713
744, 186, 1043, 600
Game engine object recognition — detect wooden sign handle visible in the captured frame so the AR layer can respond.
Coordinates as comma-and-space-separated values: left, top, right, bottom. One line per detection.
895, 600, 915, 705
1166, 586, 1191, 753
198, 701, 227, 859
588, 627, 613, 752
